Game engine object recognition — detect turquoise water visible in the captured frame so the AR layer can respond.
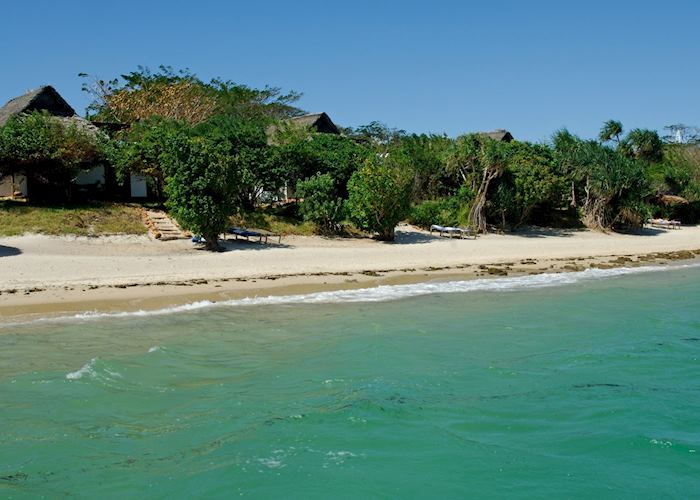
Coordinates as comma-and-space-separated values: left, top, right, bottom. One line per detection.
2, 266, 700, 498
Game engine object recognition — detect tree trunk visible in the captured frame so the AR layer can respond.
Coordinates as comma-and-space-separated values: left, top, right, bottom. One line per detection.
203, 233, 222, 251
377, 227, 395, 241
467, 167, 500, 233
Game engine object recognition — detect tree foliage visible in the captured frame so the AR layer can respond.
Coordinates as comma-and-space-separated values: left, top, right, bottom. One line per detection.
296, 173, 345, 233
270, 131, 371, 197
493, 142, 565, 227
445, 134, 512, 231
0, 111, 107, 198
346, 158, 412, 240
81, 66, 304, 126
553, 129, 649, 229
599, 119, 623, 144
161, 133, 240, 250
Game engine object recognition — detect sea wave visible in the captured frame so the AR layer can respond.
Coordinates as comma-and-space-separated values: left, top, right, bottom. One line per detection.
6, 262, 700, 327
66, 357, 98, 380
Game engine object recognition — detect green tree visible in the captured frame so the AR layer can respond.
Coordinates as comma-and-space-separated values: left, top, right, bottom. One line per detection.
195, 115, 271, 209
599, 119, 623, 144
0, 111, 107, 200
81, 66, 304, 126
446, 134, 511, 232
620, 128, 664, 163
271, 132, 371, 198
346, 158, 412, 240
553, 130, 649, 229
387, 133, 456, 201
494, 142, 565, 227
161, 134, 240, 251
107, 117, 189, 200
296, 173, 345, 233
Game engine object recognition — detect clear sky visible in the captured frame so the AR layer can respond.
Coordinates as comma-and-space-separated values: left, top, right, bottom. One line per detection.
2, 0, 697, 142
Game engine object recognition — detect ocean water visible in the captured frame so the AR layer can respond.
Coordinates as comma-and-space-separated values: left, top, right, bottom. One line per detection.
1, 266, 700, 498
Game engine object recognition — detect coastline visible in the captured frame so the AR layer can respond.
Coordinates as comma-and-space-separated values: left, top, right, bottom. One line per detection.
2, 224, 699, 323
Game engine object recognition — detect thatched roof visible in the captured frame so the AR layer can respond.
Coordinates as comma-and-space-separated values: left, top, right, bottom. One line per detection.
266, 112, 341, 145
0, 86, 76, 126
659, 194, 689, 205
480, 129, 514, 142
288, 112, 340, 135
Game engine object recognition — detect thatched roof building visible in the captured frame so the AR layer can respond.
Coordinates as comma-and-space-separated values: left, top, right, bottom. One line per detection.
288, 112, 340, 135
0, 86, 76, 126
480, 129, 514, 142
0, 85, 101, 134
266, 112, 341, 145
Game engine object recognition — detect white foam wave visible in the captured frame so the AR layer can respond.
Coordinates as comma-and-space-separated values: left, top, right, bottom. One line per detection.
8, 262, 700, 327
66, 357, 98, 380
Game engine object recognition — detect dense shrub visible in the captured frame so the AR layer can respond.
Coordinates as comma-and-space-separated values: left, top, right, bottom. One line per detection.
295, 173, 345, 233
347, 159, 412, 240
162, 134, 239, 250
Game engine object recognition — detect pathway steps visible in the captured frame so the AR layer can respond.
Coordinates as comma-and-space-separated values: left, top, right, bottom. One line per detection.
144, 210, 188, 241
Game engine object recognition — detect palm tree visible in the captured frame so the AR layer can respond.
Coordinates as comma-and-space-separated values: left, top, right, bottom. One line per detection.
621, 129, 663, 163
599, 120, 623, 144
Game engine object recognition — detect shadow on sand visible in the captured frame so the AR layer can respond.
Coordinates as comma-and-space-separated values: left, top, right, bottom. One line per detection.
193, 238, 292, 252
509, 226, 581, 238
0, 245, 21, 257
512, 225, 671, 238
392, 229, 444, 244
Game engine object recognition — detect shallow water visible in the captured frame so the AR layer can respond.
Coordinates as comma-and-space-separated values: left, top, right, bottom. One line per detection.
2, 266, 700, 498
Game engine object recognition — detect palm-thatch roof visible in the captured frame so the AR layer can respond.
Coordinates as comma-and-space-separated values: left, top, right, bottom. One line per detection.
659, 194, 689, 205
0, 86, 76, 126
480, 129, 514, 142
288, 113, 340, 135
266, 112, 341, 145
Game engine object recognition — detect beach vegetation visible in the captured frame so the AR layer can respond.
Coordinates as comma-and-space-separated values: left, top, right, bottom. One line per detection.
445, 134, 511, 232
80, 66, 303, 125
161, 133, 240, 251
295, 173, 346, 233
4, 66, 700, 240
0, 111, 108, 201
270, 130, 372, 198
347, 158, 412, 240
0, 200, 146, 236
553, 130, 649, 229
230, 205, 317, 237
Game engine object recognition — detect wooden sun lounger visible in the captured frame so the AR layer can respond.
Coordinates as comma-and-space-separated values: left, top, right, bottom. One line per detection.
430, 224, 476, 239
646, 218, 681, 229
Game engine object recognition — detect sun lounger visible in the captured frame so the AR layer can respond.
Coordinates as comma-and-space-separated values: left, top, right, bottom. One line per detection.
227, 227, 282, 244
646, 218, 681, 229
254, 229, 282, 244
430, 224, 476, 239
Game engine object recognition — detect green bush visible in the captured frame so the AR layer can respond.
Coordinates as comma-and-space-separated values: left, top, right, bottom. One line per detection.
346, 159, 412, 240
162, 134, 240, 250
409, 200, 443, 228
295, 173, 345, 233
408, 186, 474, 229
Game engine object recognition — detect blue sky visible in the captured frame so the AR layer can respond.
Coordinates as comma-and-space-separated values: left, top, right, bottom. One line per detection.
2, 0, 697, 142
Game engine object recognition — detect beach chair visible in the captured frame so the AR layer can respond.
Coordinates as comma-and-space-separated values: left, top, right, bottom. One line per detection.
646, 218, 682, 230
430, 224, 476, 239
228, 227, 263, 243
227, 227, 282, 244
255, 229, 282, 244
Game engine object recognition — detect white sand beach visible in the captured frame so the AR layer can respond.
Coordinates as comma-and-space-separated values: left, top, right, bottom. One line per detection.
1, 224, 698, 319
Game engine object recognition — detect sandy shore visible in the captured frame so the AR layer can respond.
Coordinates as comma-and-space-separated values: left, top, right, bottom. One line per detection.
1, 224, 699, 321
